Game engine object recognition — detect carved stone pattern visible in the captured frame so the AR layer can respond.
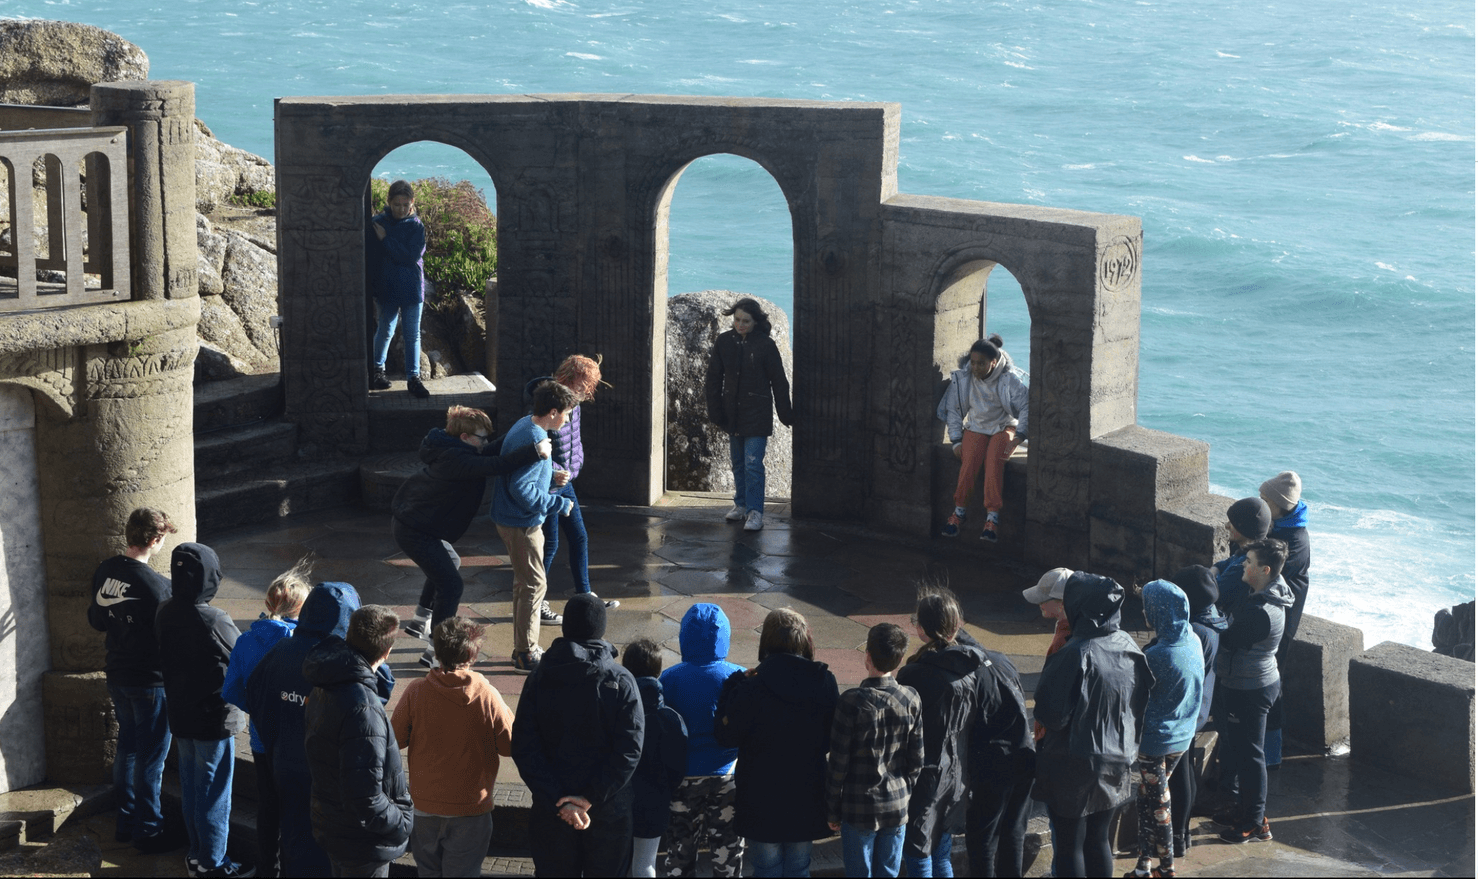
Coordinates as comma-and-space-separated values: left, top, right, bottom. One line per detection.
282, 172, 356, 230
884, 312, 919, 473
1098, 235, 1140, 294
299, 361, 358, 416
85, 346, 196, 401
0, 348, 78, 414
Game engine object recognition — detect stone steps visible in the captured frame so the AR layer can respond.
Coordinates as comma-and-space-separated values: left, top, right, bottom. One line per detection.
196, 459, 363, 536
195, 419, 299, 480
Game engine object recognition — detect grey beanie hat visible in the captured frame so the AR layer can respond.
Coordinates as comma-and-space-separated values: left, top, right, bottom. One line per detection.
1228, 497, 1272, 541
1260, 471, 1302, 512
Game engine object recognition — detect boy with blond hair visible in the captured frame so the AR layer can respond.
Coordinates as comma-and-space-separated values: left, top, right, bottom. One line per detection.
394, 404, 550, 667
392, 616, 514, 877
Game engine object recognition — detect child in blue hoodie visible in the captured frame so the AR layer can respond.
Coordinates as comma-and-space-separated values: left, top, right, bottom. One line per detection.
659, 603, 746, 877
1128, 580, 1206, 878
223, 558, 312, 878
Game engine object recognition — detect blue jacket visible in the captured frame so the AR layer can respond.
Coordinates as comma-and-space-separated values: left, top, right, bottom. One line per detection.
491, 416, 565, 528
1139, 580, 1205, 756
1212, 548, 1250, 613
367, 211, 426, 308
224, 615, 297, 754
631, 676, 689, 838
524, 376, 585, 480
245, 583, 361, 772
659, 604, 745, 776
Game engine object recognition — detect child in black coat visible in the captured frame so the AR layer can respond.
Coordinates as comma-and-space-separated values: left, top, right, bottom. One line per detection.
623, 638, 689, 878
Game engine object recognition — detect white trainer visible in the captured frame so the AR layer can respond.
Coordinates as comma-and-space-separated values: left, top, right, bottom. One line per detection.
744, 510, 764, 531
725, 505, 746, 522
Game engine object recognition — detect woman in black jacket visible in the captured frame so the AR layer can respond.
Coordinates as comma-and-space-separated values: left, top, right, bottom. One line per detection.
703, 297, 793, 532
715, 608, 838, 878
1031, 573, 1152, 878
896, 585, 983, 878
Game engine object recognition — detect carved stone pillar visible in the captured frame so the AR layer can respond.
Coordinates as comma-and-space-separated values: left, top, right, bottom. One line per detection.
91, 80, 197, 302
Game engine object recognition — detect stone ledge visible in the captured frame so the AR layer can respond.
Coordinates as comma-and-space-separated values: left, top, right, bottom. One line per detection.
0, 294, 199, 356
1154, 491, 1233, 579
1283, 614, 1363, 749
1090, 425, 1210, 531
1349, 641, 1475, 793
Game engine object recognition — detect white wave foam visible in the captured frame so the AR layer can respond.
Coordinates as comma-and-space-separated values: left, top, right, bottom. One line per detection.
1005, 61, 1033, 69
1182, 155, 1216, 163
1215, 51, 1240, 58
526, 0, 571, 8
1376, 261, 1397, 272
1409, 131, 1471, 142
1369, 121, 1411, 131
565, 52, 602, 60
1064, 163, 1095, 170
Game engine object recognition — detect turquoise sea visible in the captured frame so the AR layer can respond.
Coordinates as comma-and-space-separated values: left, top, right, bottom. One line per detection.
9, 0, 1472, 650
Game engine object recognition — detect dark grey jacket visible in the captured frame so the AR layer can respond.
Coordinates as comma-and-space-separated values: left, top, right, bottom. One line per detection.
1031, 573, 1152, 818
1217, 576, 1294, 690
896, 641, 983, 858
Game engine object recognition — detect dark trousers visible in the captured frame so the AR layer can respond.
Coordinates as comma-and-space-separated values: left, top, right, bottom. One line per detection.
277, 760, 333, 877
965, 772, 1033, 877
254, 751, 282, 878
530, 795, 634, 877
1046, 808, 1114, 879
394, 518, 464, 629
542, 483, 590, 592
1168, 745, 1197, 841
1220, 681, 1280, 828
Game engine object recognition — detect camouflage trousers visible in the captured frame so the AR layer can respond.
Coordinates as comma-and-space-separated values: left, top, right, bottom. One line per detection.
663, 774, 745, 878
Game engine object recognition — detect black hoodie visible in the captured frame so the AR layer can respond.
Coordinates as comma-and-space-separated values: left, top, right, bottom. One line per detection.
391, 427, 540, 542
896, 640, 984, 858
302, 635, 413, 865
155, 543, 246, 740
1031, 573, 1153, 818
511, 638, 644, 814
714, 652, 839, 842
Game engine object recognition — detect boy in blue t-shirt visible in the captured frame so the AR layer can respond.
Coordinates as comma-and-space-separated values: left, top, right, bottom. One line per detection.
492, 380, 578, 674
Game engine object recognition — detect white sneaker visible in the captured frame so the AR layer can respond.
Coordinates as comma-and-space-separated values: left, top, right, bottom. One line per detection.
725, 505, 746, 522
538, 601, 563, 624
402, 609, 432, 641
418, 646, 439, 669
744, 510, 764, 531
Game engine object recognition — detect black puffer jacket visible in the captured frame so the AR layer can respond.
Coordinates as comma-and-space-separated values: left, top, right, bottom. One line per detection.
511, 638, 645, 813
391, 428, 541, 542
714, 653, 838, 842
155, 543, 246, 740
704, 328, 793, 437
1032, 573, 1152, 818
302, 636, 412, 864
896, 641, 983, 858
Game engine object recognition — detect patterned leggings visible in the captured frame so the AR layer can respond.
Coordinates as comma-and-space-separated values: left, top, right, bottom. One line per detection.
1135, 752, 1185, 874
663, 775, 745, 878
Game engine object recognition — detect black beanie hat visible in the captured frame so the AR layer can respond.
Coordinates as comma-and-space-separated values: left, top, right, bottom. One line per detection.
562, 593, 607, 642
1227, 497, 1272, 542
1169, 565, 1219, 614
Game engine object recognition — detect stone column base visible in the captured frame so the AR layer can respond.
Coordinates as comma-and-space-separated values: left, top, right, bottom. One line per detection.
42, 671, 114, 785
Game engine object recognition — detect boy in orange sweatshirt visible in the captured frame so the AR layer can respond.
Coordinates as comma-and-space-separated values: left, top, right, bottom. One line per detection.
391, 617, 514, 876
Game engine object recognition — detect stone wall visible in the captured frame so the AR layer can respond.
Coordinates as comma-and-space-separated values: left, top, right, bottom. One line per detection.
0, 386, 48, 792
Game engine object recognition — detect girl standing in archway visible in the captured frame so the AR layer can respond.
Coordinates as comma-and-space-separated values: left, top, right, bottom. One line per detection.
368, 179, 430, 398
704, 298, 793, 532
937, 334, 1029, 542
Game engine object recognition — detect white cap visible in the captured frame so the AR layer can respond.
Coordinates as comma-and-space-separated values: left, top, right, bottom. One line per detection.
1022, 567, 1073, 604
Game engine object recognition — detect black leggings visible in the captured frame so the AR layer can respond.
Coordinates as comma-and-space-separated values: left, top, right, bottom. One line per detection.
1048, 808, 1115, 878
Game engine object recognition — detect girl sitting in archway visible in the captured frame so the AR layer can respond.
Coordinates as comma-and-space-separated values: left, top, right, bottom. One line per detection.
936, 334, 1028, 542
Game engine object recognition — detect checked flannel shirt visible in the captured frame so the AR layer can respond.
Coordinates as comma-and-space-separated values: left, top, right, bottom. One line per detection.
825, 675, 925, 830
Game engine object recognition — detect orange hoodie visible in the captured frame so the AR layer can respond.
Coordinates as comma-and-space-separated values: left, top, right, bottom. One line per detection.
392, 667, 514, 816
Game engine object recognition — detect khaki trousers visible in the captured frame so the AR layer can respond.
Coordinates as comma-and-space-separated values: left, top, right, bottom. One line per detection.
497, 524, 547, 653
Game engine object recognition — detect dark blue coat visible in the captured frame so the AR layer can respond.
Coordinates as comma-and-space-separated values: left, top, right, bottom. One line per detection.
366, 211, 426, 308
631, 676, 689, 838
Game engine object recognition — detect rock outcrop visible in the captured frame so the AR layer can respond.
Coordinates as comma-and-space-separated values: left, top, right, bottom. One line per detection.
666, 291, 793, 498
193, 117, 276, 213
0, 20, 148, 106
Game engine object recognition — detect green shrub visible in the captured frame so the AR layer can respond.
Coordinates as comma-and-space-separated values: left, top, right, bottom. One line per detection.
229, 189, 276, 209
369, 176, 497, 301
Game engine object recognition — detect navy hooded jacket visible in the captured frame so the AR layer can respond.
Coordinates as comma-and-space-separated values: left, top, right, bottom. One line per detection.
630, 676, 689, 838
245, 582, 362, 771
155, 543, 246, 740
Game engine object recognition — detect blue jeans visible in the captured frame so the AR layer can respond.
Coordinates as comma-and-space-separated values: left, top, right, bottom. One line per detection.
542, 483, 589, 593
902, 832, 952, 877
841, 823, 905, 878
394, 519, 463, 630
177, 737, 235, 870
371, 299, 422, 376
107, 684, 171, 841
729, 434, 768, 513
749, 839, 812, 877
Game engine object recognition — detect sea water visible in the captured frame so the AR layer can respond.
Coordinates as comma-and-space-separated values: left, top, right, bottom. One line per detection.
9, 0, 1472, 650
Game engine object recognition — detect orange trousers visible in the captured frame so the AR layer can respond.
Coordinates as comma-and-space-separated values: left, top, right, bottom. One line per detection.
953, 429, 1015, 513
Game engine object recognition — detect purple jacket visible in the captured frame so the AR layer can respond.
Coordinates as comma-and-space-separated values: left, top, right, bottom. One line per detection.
523, 375, 584, 479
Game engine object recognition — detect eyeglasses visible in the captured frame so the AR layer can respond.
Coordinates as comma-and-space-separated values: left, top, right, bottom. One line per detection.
474, 433, 490, 442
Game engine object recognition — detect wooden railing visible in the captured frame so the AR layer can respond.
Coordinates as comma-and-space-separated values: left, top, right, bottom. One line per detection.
0, 126, 131, 312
